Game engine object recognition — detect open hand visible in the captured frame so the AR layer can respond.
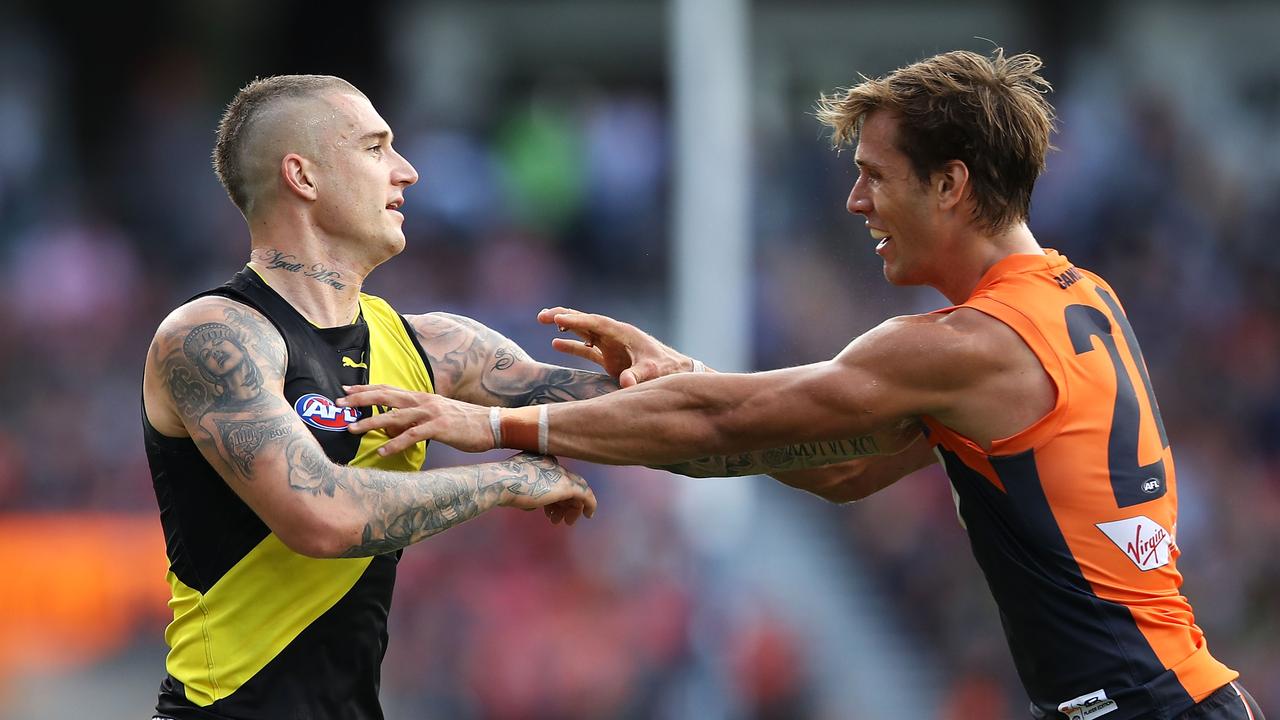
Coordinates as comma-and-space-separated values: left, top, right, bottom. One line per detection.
536, 306, 704, 387
339, 384, 493, 455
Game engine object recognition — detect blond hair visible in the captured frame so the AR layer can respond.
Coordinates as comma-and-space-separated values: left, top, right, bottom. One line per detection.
816, 48, 1055, 231
212, 74, 363, 216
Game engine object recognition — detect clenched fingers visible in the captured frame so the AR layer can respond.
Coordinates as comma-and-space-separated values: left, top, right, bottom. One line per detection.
573, 479, 598, 519
542, 499, 587, 526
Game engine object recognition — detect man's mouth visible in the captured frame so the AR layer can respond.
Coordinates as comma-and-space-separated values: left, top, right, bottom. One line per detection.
869, 228, 891, 253
386, 198, 404, 211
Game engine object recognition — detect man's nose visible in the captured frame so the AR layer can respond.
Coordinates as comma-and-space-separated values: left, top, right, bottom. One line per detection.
394, 151, 419, 187
846, 181, 869, 215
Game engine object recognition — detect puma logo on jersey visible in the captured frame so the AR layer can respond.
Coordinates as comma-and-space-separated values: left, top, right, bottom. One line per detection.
342, 356, 368, 369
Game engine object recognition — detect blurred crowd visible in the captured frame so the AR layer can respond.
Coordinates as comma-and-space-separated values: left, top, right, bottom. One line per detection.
1, 4, 1278, 718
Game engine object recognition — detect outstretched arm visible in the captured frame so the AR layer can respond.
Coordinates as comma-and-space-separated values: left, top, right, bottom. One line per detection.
404, 309, 909, 475
341, 313, 982, 466
346, 309, 922, 479
537, 307, 931, 499
406, 312, 621, 405
657, 423, 923, 477
767, 434, 938, 503
523, 313, 985, 465
142, 298, 595, 559
342, 313, 958, 456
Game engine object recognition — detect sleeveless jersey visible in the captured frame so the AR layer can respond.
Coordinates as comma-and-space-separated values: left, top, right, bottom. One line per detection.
921, 250, 1236, 720
143, 267, 436, 719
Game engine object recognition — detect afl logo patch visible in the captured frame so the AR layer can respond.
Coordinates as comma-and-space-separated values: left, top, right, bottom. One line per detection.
295, 393, 360, 431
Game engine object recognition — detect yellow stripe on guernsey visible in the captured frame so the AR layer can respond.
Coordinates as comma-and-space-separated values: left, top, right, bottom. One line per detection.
165, 293, 433, 706
350, 294, 434, 469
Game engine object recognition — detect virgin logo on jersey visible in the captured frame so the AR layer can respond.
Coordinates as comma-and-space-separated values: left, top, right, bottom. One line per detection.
1096, 515, 1172, 571
295, 393, 360, 431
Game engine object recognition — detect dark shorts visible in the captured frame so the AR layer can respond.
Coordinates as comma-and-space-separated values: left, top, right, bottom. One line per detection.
1177, 681, 1266, 720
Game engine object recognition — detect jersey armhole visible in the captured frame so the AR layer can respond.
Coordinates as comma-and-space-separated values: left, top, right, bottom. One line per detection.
398, 314, 437, 391
927, 297, 1070, 458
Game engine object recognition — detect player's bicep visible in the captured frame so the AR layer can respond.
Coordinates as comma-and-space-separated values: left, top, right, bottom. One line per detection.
408, 311, 617, 406
404, 312, 479, 399
147, 299, 341, 540
760, 318, 969, 440
484, 358, 620, 407
836, 317, 977, 410
738, 360, 911, 444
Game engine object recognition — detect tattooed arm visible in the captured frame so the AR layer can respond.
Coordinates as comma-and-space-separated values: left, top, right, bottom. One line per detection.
142, 297, 595, 558
660, 433, 937, 504
767, 435, 938, 503
535, 306, 935, 498
658, 433, 904, 478
406, 312, 620, 406
355, 311, 921, 490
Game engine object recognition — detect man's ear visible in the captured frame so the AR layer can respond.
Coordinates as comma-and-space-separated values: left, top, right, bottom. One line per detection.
281, 153, 318, 201
934, 160, 969, 212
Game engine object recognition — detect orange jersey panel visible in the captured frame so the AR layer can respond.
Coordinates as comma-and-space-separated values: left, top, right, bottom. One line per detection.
922, 251, 1236, 719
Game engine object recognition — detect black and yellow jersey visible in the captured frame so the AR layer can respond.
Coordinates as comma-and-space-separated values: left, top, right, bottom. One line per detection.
143, 267, 435, 719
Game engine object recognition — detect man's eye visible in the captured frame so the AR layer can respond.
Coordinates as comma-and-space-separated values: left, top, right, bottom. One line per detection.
368, 145, 383, 154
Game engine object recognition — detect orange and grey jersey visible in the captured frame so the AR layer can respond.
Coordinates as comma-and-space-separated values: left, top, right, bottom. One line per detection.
922, 251, 1237, 720
143, 267, 435, 720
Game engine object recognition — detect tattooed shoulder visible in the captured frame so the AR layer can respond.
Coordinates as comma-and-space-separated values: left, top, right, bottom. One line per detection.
429, 311, 489, 334
153, 298, 287, 422
221, 303, 287, 370
406, 312, 510, 398
407, 311, 616, 405
407, 312, 479, 341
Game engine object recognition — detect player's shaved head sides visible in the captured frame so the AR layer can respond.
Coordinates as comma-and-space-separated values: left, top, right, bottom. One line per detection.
213, 74, 365, 218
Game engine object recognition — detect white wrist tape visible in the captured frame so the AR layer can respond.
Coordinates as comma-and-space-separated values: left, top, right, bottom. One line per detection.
537, 405, 549, 455
690, 358, 706, 373
489, 406, 503, 449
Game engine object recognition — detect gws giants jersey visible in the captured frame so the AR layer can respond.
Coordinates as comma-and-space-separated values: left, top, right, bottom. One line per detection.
922, 251, 1236, 720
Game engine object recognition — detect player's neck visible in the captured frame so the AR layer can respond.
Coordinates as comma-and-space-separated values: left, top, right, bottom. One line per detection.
247, 244, 365, 328
933, 223, 1042, 305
